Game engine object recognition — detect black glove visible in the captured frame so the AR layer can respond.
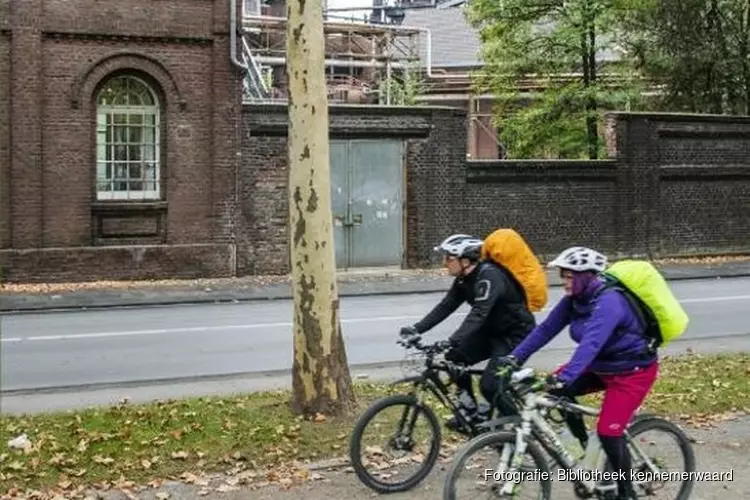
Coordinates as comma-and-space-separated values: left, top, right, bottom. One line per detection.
444, 337, 466, 364
495, 355, 520, 379
399, 325, 419, 338
434, 340, 453, 352
545, 373, 565, 392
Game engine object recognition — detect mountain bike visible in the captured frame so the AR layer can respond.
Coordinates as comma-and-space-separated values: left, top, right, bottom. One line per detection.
443, 366, 696, 499
348, 334, 521, 494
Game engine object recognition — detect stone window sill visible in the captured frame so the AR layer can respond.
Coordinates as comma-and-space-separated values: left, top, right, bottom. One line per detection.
91, 201, 168, 245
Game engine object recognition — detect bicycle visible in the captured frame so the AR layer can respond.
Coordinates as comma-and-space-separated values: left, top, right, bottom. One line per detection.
443, 365, 696, 500
348, 334, 522, 494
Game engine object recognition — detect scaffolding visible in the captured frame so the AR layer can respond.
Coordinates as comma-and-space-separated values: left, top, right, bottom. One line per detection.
240, 9, 428, 105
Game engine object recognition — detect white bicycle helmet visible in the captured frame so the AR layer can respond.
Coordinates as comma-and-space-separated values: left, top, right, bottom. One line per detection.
434, 234, 484, 260
548, 246, 607, 273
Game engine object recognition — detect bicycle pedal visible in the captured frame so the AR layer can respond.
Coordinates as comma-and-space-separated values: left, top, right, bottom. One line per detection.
445, 417, 472, 435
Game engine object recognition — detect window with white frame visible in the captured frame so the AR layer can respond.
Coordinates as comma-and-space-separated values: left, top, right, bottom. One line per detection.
243, 0, 261, 16
96, 75, 161, 201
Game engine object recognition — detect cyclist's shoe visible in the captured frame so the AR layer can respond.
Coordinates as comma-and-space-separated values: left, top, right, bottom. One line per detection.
618, 489, 639, 500
476, 402, 492, 420
445, 410, 487, 434
598, 490, 638, 500
445, 415, 466, 434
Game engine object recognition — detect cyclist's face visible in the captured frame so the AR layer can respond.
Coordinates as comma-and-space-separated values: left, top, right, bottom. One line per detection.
442, 254, 463, 276
560, 269, 575, 295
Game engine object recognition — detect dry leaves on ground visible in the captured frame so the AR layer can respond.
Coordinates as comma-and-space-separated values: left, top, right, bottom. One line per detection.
652, 255, 750, 265
0, 268, 449, 295
3, 352, 750, 499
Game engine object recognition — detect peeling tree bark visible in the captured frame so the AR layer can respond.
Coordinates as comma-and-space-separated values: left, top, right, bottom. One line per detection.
285, 0, 355, 417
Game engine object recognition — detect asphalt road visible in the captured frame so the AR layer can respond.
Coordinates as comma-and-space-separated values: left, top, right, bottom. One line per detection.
2, 277, 750, 414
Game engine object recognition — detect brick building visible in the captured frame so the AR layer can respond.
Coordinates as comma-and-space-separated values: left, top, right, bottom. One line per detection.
1, 0, 244, 282
2, 0, 750, 284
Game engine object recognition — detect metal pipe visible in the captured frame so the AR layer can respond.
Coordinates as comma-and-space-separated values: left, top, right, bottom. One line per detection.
240, 14, 491, 82
253, 54, 410, 69
229, 0, 248, 70
243, 16, 440, 79
241, 35, 270, 95
243, 14, 425, 34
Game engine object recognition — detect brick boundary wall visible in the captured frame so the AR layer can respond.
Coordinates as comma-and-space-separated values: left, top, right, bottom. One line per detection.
3, 104, 750, 283
1, 0, 749, 285
459, 112, 750, 264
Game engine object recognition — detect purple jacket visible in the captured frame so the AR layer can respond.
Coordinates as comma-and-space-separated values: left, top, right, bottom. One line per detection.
511, 278, 657, 385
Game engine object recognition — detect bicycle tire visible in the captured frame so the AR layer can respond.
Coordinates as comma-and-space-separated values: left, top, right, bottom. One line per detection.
348, 393, 442, 493
442, 429, 553, 500
604, 416, 696, 500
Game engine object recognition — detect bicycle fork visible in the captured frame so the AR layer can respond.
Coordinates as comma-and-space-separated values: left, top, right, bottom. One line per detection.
496, 412, 536, 496
393, 387, 425, 449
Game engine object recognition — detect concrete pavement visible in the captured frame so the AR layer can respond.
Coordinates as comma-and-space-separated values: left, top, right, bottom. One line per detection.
2, 259, 750, 313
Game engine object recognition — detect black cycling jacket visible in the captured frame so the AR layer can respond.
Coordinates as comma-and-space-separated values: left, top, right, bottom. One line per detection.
413, 260, 536, 347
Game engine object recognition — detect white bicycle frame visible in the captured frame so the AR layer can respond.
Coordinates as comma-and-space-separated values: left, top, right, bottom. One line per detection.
496, 367, 663, 497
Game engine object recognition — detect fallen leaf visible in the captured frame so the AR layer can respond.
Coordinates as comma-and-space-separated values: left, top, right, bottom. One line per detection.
171, 451, 189, 460
181, 472, 198, 484
120, 488, 138, 500
156, 492, 170, 500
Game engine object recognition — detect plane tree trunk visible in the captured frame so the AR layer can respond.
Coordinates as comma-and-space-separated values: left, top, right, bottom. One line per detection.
285, 0, 355, 417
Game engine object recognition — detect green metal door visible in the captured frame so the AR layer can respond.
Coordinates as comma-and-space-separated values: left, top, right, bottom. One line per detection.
330, 139, 405, 269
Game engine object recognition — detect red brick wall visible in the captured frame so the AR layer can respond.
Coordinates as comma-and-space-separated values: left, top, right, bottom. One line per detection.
41, 0, 214, 36
0, 30, 10, 250
41, 40, 216, 247
2, 0, 750, 284
0, 0, 243, 281
10, 0, 44, 249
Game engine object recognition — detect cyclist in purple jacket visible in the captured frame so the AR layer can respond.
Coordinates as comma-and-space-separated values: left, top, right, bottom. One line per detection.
498, 246, 659, 500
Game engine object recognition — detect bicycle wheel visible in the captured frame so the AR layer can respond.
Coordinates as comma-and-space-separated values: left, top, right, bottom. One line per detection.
348, 393, 442, 493
443, 430, 553, 500
601, 416, 696, 500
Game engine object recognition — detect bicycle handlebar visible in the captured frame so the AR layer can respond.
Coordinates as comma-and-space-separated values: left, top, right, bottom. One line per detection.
396, 334, 472, 375
396, 334, 451, 355
506, 367, 577, 415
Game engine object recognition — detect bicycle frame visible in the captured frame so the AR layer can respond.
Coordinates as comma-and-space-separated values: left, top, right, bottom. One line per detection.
389, 336, 496, 436
392, 360, 486, 435
497, 369, 665, 497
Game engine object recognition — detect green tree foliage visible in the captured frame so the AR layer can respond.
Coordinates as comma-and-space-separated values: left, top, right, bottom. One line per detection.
465, 0, 646, 159
622, 0, 750, 115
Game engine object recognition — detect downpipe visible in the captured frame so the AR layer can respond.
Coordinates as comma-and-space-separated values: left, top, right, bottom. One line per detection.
228, 0, 245, 278
229, 0, 248, 70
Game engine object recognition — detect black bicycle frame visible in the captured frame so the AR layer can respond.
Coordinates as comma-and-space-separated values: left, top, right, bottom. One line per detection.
392, 361, 485, 436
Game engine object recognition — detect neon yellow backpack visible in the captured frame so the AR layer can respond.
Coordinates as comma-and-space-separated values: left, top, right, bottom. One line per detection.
601, 260, 689, 348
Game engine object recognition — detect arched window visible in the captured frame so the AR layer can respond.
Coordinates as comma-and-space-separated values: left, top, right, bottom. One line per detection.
96, 75, 161, 200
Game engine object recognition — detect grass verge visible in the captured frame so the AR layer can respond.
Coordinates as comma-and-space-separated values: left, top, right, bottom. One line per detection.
2, 351, 749, 497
